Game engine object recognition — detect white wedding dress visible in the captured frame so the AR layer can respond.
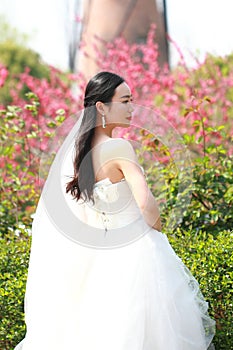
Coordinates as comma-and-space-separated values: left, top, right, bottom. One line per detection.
15, 173, 215, 350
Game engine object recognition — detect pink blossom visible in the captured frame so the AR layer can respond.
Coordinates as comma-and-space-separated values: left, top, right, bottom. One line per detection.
2, 24, 233, 192
0, 65, 8, 87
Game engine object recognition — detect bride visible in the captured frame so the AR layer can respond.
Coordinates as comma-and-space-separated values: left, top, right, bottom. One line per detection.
15, 71, 215, 349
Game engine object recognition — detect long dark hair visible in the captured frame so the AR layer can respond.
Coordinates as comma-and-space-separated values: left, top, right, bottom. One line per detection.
66, 71, 125, 201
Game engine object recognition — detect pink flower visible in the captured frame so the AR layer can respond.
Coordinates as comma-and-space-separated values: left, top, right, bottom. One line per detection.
0, 65, 8, 87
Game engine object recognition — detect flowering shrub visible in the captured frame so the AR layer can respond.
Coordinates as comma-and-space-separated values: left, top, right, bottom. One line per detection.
0, 64, 8, 87
0, 40, 51, 105
96, 26, 233, 155
0, 69, 83, 237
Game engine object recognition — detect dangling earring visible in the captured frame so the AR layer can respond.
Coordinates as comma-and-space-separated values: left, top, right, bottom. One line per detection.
102, 114, 106, 128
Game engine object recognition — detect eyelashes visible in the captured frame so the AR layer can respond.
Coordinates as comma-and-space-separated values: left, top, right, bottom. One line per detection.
122, 99, 133, 104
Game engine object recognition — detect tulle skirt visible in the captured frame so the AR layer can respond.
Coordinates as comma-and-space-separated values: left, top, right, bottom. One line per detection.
14, 217, 215, 350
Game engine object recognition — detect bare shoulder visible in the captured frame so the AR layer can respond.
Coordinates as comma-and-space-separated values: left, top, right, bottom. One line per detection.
96, 137, 137, 162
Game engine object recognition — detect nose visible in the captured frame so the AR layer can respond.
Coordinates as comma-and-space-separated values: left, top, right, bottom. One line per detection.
129, 102, 134, 113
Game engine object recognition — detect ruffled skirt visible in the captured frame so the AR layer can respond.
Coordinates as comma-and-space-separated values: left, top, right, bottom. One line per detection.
14, 222, 215, 350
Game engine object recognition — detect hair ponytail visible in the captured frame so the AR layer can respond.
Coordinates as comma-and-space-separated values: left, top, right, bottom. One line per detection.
66, 107, 96, 201
66, 71, 125, 201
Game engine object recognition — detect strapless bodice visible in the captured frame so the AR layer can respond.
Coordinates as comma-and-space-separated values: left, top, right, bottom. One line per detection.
61, 167, 151, 247
84, 178, 143, 231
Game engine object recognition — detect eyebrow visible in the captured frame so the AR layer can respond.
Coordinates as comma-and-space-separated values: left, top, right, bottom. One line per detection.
120, 94, 132, 99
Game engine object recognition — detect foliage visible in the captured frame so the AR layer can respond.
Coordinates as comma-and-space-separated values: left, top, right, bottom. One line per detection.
97, 26, 233, 156
169, 228, 233, 350
137, 103, 233, 349
0, 232, 31, 350
0, 89, 80, 238
134, 85, 233, 350
0, 40, 83, 240
0, 41, 49, 78
0, 41, 50, 105
137, 95, 232, 238
143, 150, 233, 235
142, 134, 233, 236
0, 98, 40, 236
180, 155, 233, 234
0, 15, 29, 45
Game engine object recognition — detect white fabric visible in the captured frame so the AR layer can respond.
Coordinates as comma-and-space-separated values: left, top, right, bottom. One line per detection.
15, 179, 215, 350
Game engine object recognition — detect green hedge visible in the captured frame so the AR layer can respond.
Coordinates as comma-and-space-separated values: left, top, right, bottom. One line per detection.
160, 154, 233, 236
168, 228, 233, 350
0, 40, 50, 105
0, 233, 31, 350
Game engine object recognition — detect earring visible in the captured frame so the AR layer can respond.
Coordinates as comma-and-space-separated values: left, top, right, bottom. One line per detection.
102, 114, 106, 128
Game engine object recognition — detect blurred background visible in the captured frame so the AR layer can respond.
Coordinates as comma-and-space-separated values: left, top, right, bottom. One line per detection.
1, 0, 233, 77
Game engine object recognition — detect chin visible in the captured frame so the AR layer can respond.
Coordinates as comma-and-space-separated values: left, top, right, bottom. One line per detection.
120, 123, 131, 128
112, 121, 131, 129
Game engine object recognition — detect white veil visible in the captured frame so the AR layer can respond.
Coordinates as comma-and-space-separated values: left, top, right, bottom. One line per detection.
19, 96, 197, 258
36, 108, 150, 249
34, 101, 195, 250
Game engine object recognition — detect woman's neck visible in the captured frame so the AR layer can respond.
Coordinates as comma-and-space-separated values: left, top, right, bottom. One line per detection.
94, 125, 113, 138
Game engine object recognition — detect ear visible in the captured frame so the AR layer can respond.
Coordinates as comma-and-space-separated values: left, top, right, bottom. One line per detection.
96, 101, 106, 115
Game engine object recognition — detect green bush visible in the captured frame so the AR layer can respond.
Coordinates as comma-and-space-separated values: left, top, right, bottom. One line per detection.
0, 94, 66, 238
0, 232, 31, 350
0, 41, 49, 78
158, 154, 233, 236
0, 100, 40, 237
139, 97, 233, 236
168, 228, 233, 350
136, 109, 233, 349
0, 40, 49, 105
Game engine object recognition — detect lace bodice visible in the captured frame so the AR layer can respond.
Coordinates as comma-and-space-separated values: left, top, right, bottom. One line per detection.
92, 178, 138, 226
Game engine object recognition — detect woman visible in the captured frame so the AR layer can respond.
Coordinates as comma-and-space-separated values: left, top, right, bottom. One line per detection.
15, 71, 215, 350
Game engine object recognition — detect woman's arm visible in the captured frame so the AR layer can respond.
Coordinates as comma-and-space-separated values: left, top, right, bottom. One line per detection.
117, 157, 162, 231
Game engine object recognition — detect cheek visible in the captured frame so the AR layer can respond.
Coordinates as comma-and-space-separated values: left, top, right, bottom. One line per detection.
109, 104, 127, 120
111, 105, 124, 116
119, 104, 128, 113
